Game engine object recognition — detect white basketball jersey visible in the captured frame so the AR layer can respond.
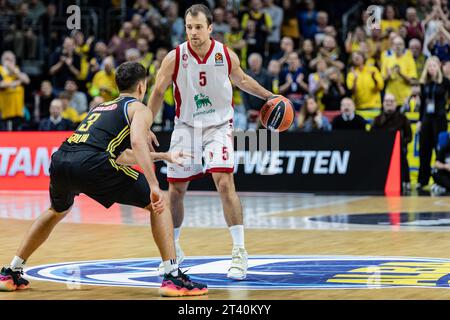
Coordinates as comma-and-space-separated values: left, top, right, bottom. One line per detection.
172, 39, 234, 127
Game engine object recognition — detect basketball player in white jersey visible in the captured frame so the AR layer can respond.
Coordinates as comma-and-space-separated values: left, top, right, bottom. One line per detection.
147, 4, 275, 280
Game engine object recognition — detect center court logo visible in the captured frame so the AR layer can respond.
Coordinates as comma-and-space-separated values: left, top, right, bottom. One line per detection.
24, 255, 450, 290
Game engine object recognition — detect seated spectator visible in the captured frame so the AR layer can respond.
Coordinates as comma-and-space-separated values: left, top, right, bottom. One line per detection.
162, 2, 184, 47
108, 21, 137, 65
242, 53, 272, 128
88, 41, 108, 80
401, 84, 421, 113
321, 67, 346, 111
212, 7, 231, 40
34, 80, 55, 123
72, 30, 94, 82
241, 0, 273, 57
125, 48, 141, 63
64, 80, 88, 115
313, 35, 345, 70
308, 58, 328, 109
297, 96, 332, 132
409, 38, 427, 77
27, 0, 46, 27
431, 135, 450, 195
404, 7, 424, 43
381, 36, 417, 108
0, 51, 30, 130
271, 36, 294, 69
49, 37, 81, 94
281, 0, 300, 42
89, 56, 119, 101
59, 91, 83, 124
313, 11, 330, 46
243, 20, 262, 57
224, 16, 247, 68
298, 0, 318, 40
263, 0, 284, 57
279, 52, 308, 111
428, 25, 450, 62
299, 39, 315, 77
4, 2, 38, 61
136, 37, 153, 70
381, 4, 403, 36
347, 51, 384, 110
332, 98, 367, 131
372, 93, 413, 191
344, 26, 367, 55
38, 99, 73, 131
267, 59, 281, 94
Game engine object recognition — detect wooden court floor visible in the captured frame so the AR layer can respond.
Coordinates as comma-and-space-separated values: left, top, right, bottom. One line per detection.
1, 192, 450, 300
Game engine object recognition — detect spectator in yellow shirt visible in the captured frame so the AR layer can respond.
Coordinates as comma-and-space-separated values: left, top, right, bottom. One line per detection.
0, 51, 30, 129
89, 56, 119, 101
381, 36, 417, 107
381, 4, 403, 36
347, 51, 384, 109
58, 91, 84, 124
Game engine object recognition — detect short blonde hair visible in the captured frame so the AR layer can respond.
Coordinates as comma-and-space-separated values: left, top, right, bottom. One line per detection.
420, 56, 443, 84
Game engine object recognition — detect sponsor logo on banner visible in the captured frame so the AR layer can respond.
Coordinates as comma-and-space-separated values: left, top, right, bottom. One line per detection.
25, 255, 450, 289
0, 132, 71, 190
234, 150, 350, 175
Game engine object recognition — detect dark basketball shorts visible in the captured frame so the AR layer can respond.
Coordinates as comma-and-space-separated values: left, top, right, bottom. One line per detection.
49, 149, 151, 212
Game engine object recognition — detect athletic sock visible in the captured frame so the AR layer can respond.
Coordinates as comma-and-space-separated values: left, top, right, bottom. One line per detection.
174, 227, 181, 242
10, 256, 26, 272
163, 259, 179, 277
229, 225, 245, 248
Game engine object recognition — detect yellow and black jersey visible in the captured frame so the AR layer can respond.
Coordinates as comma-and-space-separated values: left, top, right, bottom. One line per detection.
60, 96, 136, 158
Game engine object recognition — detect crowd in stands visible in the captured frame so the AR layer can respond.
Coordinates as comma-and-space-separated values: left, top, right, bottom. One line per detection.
1, 0, 450, 193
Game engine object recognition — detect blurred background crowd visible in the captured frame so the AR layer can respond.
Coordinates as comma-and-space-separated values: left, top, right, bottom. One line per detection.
2, 0, 450, 191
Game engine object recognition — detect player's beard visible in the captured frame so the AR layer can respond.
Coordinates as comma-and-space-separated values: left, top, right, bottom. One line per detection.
190, 37, 206, 49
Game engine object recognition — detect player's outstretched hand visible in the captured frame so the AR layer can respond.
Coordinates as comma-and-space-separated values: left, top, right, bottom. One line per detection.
147, 130, 160, 152
165, 151, 193, 167
150, 186, 165, 215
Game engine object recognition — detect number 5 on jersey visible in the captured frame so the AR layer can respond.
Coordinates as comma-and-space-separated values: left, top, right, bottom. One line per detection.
199, 71, 207, 86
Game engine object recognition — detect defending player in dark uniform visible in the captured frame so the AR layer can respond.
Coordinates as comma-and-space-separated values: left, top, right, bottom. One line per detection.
0, 62, 207, 297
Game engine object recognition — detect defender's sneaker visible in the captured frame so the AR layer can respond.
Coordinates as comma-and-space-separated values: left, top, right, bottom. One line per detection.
227, 247, 248, 280
159, 269, 208, 297
158, 241, 185, 275
0, 267, 30, 291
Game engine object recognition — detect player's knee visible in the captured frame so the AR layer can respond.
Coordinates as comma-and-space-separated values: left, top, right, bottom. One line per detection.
214, 176, 234, 195
169, 183, 188, 198
49, 207, 70, 219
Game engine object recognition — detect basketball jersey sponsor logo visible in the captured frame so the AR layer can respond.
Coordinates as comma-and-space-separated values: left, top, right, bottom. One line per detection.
193, 93, 215, 117
215, 53, 224, 66
182, 50, 188, 68
24, 256, 450, 289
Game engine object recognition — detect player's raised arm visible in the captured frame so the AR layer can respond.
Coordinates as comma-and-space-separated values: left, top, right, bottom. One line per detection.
228, 48, 273, 100
147, 49, 176, 117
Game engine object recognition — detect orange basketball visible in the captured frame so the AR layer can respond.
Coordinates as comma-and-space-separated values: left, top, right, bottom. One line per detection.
260, 96, 294, 132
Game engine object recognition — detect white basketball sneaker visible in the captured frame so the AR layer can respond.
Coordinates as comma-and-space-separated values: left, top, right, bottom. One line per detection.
227, 247, 248, 280
158, 240, 185, 275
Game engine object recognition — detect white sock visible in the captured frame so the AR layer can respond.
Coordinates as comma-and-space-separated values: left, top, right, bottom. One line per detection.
10, 256, 26, 272
174, 227, 181, 242
229, 225, 245, 248
163, 259, 179, 277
